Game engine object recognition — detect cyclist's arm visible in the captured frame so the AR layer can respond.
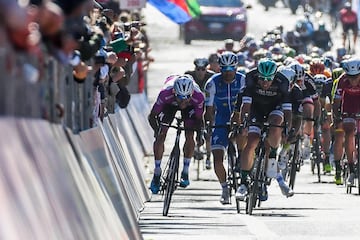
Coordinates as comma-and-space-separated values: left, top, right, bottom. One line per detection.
333, 78, 343, 120
231, 92, 242, 125
148, 110, 159, 132
204, 78, 215, 125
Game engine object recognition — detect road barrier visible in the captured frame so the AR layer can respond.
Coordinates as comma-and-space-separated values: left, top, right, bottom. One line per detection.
0, 92, 153, 240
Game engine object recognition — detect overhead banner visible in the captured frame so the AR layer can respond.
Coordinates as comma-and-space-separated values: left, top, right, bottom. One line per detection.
119, 0, 146, 9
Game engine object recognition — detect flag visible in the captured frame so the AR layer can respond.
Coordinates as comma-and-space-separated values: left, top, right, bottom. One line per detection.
186, 0, 201, 17
148, 0, 201, 24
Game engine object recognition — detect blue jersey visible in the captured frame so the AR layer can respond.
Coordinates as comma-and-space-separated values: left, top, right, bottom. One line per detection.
205, 72, 245, 124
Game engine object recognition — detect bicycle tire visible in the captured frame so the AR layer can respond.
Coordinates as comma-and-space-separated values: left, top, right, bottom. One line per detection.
289, 138, 300, 190
313, 125, 322, 183
227, 142, 240, 213
247, 146, 265, 215
162, 147, 180, 216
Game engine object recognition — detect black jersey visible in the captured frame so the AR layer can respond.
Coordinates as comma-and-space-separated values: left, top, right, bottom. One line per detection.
185, 70, 214, 91
290, 83, 304, 116
302, 72, 318, 99
318, 78, 333, 99
241, 68, 291, 111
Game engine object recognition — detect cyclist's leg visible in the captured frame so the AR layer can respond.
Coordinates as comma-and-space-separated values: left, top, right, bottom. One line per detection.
211, 127, 231, 203
180, 108, 200, 187
151, 108, 177, 193
342, 24, 349, 47
235, 128, 260, 200
302, 97, 315, 159
333, 121, 345, 184
343, 118, 356, 185
351, 25, 358, 53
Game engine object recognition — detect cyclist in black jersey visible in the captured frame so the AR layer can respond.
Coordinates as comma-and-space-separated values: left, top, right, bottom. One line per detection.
185, 58, 215, 91
278, 66, 304, 170
185, 58, 215, 169
289, 61, 321, 161
313, 74, 334, 173
234, 58, 293, 201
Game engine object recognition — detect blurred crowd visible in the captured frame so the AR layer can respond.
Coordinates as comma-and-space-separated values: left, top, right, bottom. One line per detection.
0, 0, 153, 124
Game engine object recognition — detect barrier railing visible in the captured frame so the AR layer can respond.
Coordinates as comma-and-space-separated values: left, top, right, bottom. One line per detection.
0, 92, 153, 239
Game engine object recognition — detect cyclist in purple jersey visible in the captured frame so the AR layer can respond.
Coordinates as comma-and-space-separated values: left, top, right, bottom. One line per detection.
148, 75, 205, 194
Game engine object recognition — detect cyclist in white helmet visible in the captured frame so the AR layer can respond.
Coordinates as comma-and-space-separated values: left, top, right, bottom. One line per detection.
333, 58, 360, 186
204, 51, 246, 204
288, 61, 320, 161
148, 74, 205, 194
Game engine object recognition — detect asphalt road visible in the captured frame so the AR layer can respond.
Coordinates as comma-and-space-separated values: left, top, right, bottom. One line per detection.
139, 2, 360, 239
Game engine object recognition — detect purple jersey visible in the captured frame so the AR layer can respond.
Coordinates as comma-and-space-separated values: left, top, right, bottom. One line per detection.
152, 78, 205, 119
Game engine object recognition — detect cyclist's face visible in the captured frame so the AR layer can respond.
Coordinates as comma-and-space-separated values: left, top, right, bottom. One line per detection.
258, 79, 273, 90
175, 95, 191, 109
195, 66, 206, 79
221, 68, 236, 83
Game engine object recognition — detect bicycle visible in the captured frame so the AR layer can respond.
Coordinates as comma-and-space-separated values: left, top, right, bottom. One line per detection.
160, 117, 192, 216
344, 113, 360, 195
246, 122, 287, 215
282, 134, 303, 190
305, 117, 323, 183
210, 119, 246, 213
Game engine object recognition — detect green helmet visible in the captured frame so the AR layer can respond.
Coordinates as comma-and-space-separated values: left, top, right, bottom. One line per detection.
257, 58, 277, 80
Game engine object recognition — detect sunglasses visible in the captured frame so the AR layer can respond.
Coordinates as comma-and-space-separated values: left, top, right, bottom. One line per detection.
259, 75, 275, 81
175, 94, 192, 100
196, 67, 206, 71
221, 66, 236, 72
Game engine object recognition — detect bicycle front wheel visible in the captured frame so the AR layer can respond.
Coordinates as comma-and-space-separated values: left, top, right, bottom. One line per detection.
227, 142, 240, 213
163, 149, 180, 216
289, 138, 300, 190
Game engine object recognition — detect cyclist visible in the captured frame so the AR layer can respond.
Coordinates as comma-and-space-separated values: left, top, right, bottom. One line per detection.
288, 61, 320, 161
185, 58, 215, 91
235, 58, 293, 201
312, 21, 332, 52
313, 73, 334, 173
278, 66, 304, 170
148, 75, 205, 194
309, 58, 331, 78
333, 58, 360, 186
204, 51, 245, 204
185, 58, 215, 169
208, 53, 221, 73
339, 1, 358, 52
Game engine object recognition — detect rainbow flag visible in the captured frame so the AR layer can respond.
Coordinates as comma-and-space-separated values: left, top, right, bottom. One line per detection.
148, 0, 201, 24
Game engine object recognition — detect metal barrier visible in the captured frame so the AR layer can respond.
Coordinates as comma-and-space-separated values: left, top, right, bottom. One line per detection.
0, 118, 142, 239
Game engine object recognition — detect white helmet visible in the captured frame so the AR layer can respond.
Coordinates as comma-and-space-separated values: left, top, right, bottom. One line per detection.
342, 58, 360, 76
218, 51, 238, 67
174, 74, 194, 99
313, 74, 328, 84
278, 65, 296, 83
313, 74, 328, 94
289, 61, 305, 80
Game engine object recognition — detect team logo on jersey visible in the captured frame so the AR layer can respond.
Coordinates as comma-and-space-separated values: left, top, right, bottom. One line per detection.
256, 89, 277, 96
